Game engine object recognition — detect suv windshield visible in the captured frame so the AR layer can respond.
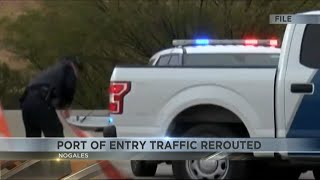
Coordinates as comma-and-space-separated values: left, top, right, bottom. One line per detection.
183, 53, 279, 67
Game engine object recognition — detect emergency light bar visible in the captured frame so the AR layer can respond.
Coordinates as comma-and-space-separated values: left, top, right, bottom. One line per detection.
172, 39, 279, 47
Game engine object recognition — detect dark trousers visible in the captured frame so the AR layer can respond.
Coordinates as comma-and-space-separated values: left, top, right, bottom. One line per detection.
21, 92, 64, 137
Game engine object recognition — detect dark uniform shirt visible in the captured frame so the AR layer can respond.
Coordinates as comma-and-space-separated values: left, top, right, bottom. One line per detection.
26, 61, 77, 109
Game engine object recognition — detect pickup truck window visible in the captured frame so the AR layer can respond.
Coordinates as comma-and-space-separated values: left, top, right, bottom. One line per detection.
156, 54, 180, 66
156, 55, 171, 66
168, 55, 180, 66
183, 54, 279, 67
300, 24, 320, 68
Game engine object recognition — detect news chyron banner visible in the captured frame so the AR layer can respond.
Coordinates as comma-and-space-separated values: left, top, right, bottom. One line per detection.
270, 14, 320, 24
0, 138, 318, 160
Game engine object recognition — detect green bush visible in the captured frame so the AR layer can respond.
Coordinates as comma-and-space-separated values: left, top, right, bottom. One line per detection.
1, 0, 320, 109
0, 62, 28, 109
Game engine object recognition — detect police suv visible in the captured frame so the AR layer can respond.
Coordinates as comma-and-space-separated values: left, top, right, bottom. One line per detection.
105, 10, 320, 180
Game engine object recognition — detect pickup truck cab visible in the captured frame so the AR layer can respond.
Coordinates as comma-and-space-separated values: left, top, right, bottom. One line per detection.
106, 10, 320, 180
148, 41, 279, 67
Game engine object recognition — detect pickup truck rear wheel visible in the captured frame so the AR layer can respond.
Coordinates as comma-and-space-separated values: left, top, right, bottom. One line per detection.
130, 160, 157, 177
172, 124, 250, 179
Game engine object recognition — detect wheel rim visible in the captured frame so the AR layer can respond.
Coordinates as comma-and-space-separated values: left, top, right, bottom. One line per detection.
185, 157, 229, 179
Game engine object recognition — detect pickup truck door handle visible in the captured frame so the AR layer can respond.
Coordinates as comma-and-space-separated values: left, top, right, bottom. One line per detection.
291, 83, 314, 94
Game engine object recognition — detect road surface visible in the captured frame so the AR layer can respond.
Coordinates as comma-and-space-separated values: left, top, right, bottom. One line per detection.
3, 110, 315, 179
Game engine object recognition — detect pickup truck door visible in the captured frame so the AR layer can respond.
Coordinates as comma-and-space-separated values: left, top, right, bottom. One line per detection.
284, 24, 320, 138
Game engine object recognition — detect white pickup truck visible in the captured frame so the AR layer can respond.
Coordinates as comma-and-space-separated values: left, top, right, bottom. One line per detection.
105, 10, 320, 180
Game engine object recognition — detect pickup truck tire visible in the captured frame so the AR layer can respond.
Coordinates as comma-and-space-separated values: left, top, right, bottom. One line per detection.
313, 169, 320, 180
251, 161, 301, 180
172, 124, 250, 179
130, 160, 157, 177
270, 167, 301, 179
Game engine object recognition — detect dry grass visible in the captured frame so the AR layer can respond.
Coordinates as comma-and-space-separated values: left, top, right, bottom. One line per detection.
0, 0, 42, 70
0, 49, 29, 70
0, 0, 42, 19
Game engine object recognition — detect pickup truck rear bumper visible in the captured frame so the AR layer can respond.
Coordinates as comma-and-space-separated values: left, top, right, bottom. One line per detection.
67, 115, 108, 132
103, 125, 117, 137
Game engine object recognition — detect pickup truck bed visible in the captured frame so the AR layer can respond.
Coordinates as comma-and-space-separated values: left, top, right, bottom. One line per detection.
111, 66, 277, 138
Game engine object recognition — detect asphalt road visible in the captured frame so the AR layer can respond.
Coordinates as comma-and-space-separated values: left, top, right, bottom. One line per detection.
3, 110, 316, 179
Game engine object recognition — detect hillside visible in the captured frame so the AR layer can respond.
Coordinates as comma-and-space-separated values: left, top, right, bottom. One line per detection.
0, 0, 42, 70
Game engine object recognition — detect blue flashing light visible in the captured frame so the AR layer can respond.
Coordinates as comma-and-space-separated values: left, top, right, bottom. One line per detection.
195, 39, 209, 45
108, 117, 114, 124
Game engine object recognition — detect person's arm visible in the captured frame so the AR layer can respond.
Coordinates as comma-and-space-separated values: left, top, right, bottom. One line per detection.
61, 65, 77, 109
59, 65, 77, 119
59, 107, 71, 119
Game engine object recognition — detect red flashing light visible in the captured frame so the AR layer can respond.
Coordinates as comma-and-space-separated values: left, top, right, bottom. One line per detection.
269, 39, 278, 47
244, 39, 258, 46
109, 82, 131, 114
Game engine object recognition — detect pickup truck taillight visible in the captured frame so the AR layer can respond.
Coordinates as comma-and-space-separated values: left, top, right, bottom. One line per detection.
109, 81, 131, 114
